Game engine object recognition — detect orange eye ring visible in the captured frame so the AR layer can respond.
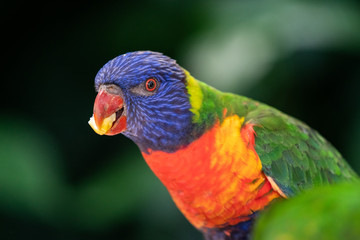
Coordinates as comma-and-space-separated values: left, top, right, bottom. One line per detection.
145, 78, 157, 92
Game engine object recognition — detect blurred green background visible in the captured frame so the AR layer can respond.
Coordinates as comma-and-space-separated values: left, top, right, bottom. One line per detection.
1, 0, 360, 239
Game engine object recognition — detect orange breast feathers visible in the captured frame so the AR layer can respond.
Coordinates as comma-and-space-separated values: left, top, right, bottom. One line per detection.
142, 115, 282, 229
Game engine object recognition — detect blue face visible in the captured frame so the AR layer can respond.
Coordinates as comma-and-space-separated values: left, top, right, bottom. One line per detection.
94, 51, 194, 153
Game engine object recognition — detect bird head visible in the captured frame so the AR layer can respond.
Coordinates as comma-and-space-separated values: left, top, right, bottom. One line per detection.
89, 51, 195, 152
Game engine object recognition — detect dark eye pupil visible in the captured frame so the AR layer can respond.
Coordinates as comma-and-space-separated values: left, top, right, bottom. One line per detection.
147, 81, 154, 89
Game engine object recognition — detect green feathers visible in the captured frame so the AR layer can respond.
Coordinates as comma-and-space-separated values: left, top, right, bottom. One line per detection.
251, 108, 357, 196
185, 70, 256, 131
185, 71, 357, 197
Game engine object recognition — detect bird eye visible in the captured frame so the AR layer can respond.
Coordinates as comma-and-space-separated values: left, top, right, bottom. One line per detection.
145, 78, 157, 92
130, 77, 159, 96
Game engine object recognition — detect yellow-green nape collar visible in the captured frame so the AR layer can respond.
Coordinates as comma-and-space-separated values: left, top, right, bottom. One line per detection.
183, 69, 203, 123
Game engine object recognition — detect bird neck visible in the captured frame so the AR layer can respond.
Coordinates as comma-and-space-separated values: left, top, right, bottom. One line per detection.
183, 69, 256, 135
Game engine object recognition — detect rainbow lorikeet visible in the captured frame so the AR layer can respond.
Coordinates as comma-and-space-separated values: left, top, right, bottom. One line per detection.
88, 51, 357, 240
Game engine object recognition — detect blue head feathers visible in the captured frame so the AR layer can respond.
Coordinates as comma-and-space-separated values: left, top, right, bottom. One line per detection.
94, 51, 195, 153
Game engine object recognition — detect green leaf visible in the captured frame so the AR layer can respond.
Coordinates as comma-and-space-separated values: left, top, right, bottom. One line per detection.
253, 182, 360, 240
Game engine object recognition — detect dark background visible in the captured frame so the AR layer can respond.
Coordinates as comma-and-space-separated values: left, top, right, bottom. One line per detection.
1, 1, 360, 239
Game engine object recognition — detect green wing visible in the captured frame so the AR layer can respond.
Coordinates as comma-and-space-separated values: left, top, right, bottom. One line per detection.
245, 104, 357, 197
195, 80, 357, 197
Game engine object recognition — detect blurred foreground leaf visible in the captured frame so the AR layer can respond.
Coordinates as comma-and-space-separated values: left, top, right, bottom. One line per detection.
253, 181, 360, 240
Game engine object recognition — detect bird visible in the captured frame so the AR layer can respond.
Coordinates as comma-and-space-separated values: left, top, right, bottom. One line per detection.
88, 51, 357, 240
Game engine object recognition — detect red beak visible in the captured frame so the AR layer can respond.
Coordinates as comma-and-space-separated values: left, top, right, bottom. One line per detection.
89, 86, 127, 136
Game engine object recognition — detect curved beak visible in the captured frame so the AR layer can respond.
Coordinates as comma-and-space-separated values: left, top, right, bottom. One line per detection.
88, 85, 127, 136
